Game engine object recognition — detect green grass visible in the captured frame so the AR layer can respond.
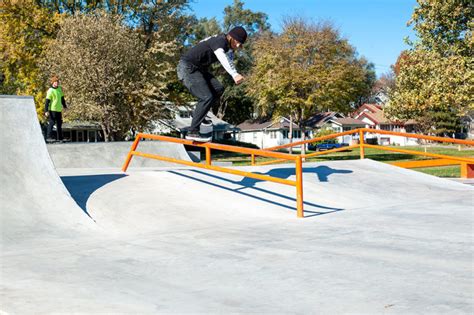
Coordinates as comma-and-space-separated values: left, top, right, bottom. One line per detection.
211, 145, 474, 178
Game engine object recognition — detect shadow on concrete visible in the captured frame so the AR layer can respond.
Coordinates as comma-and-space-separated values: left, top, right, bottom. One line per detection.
169, 166, 348, 217
61, 174, 127, 219
237, 166, 352, 187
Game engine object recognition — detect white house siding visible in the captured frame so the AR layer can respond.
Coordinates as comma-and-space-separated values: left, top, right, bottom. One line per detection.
377, 134, 419, 146
238, 130, 303, 149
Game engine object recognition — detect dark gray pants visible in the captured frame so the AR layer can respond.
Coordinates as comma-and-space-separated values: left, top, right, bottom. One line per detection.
177, 60, 224, 132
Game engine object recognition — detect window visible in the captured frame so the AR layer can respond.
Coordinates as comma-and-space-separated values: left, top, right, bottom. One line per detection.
88, 131, 96, 142
77, 131, 84, 142
293, 130, 301, 139
270, 131, 277, 139
282, 130, 288, 139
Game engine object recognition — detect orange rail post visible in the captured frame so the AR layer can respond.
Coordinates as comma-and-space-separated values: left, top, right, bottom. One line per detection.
461, 163, 474, 178
121, 135, 142, 172
295, 155, 304, 218
251, 154, 256, 166
359, 129, 365, 159
205, 146, 211, 166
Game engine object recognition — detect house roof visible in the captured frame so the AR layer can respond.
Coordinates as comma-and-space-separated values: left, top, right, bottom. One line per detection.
305, 112, 344, 128
353, 103, 421, 127
237, 117, 299, 131
353, 104, 386, 124
353, 103, 410, 125
330, 117, 366, 126
62, 121, 101, 130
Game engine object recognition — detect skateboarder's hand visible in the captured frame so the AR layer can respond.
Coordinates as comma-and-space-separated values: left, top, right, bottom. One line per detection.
44, 111, 49, 117
234, 74, 244, 85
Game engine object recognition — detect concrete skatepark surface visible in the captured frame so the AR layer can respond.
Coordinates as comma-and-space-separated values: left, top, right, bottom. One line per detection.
1, 95, 473, 313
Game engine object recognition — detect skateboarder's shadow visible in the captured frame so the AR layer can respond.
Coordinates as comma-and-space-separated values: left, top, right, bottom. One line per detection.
239, 166, 352, 187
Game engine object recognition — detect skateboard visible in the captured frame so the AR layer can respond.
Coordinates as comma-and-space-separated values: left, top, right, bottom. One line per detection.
180, 121, 213, 142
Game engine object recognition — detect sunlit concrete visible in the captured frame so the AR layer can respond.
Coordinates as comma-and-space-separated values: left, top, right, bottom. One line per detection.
1, 95, 473, 314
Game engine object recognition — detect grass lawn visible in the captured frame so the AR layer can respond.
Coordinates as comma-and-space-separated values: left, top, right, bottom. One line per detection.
212, 145, 474, 178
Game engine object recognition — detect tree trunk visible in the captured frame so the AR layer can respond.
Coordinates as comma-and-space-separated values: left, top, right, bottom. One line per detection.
300, 122, 306, 157
289, 115, 293, 154
217, 98, 226, 119
300, 107, 306, 157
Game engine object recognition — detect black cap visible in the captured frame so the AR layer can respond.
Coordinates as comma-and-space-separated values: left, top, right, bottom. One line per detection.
228, 26, 247, 44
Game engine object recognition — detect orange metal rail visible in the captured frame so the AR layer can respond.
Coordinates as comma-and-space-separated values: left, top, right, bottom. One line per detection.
262, 127, 474, 178
122, 129, 473, 219
122, 133, 305, 217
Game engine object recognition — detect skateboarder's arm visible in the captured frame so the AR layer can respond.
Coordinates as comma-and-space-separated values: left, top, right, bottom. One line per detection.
214, 48, 240, 80
44, 99, 50, 113
61, 96, 67, 109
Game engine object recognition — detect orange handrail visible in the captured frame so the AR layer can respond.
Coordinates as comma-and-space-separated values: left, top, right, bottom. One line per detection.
122, 133, 305, 218
362, 128, 474, 146
265, 129, 360, 151
261, 127, 474, 178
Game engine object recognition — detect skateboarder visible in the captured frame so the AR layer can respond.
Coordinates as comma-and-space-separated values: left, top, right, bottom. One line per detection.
45, 75, 67, 142
177, 26, 247, 142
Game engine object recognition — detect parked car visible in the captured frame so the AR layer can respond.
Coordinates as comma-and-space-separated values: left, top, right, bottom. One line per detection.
308, 141, 349, 151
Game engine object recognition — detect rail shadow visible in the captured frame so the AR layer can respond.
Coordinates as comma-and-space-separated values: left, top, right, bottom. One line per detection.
169, 165, 351, 217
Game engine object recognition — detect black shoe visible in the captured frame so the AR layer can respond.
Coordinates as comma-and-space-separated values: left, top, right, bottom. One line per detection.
186, 130, 211, 142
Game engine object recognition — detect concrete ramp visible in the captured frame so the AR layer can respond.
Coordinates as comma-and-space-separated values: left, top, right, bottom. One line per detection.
0, 96, 95, 249
85, 159, 473, 235
1, 94, 473, 314
48, 140, 192, 169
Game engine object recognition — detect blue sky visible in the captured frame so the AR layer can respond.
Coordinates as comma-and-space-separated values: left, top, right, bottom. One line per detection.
189, 0, 418, 77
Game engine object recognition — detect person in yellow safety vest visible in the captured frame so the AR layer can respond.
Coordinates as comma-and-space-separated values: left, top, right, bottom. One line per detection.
45, 75, 67, 142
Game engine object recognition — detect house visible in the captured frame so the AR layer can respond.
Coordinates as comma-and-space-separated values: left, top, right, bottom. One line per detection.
153, 104, 236, 140
373, 91, 390, 105
305, 112, 366, 144
320, 117, 367, 144
304, 112, 344, 129
59, 121, 103, 142
236, 117, 304, 149
236, 113, 368, 148
353, 103, 418, 146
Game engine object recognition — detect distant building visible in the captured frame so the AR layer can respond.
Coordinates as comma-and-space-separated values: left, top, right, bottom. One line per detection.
236, 117, 303, 149
57, 121, 103, 142
236, 113, 367, 148
352, 103, 418, 145
305, 112, 366, 144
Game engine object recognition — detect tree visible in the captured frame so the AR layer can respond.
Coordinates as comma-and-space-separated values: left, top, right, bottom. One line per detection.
42, 11, 176, 141
387, 0, 473, 135
0, 0, 63, 118
218, 0, 270, 123
188, 17, 222, 45
246, 18, 375, 154
409, 0, 472, 56
370, 69, 395, 104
